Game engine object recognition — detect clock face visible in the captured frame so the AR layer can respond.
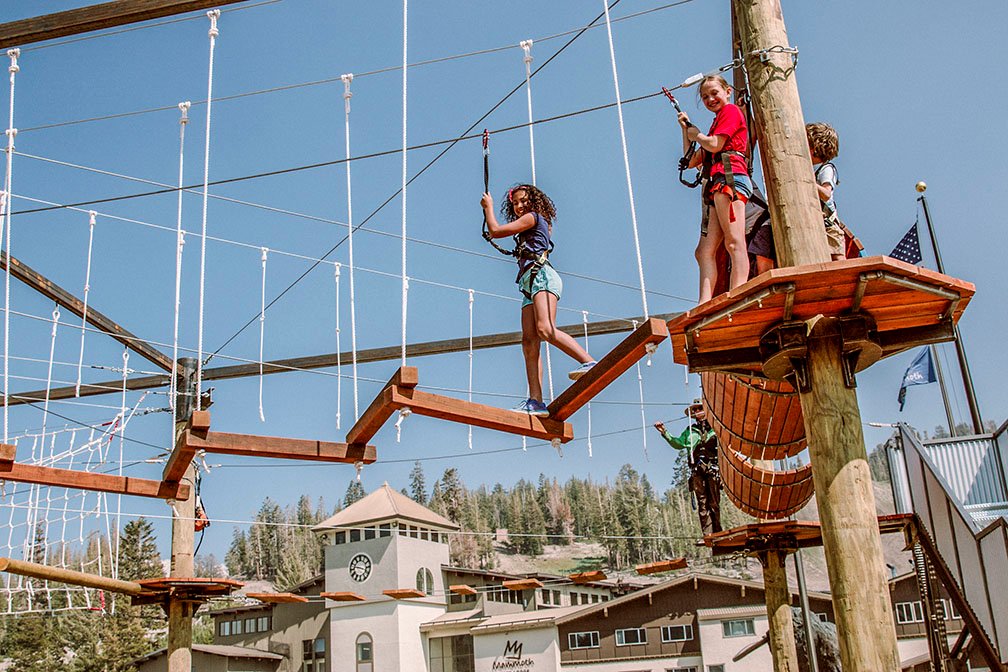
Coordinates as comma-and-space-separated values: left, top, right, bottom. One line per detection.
348, 553, 372, 582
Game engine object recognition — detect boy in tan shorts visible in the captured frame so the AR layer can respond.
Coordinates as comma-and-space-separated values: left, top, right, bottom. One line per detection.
807, 122, 845, 260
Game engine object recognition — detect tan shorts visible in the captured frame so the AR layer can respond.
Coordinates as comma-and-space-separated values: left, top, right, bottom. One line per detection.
825, 222, 845, 254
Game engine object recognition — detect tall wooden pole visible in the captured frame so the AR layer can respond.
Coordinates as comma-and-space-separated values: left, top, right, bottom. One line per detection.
167, 357, 197, 672
760, 549, 799, 672
733, 1, 900, 670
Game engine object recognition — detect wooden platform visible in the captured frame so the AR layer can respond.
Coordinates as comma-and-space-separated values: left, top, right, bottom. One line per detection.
321, 591, 366, 602
705, 514, 916, 557
568, 570, 607, 584
449, 584, 478, 596
383, 588, 426, 599
668, 256, 974, 375
635, 558, 687, 575
246, 592, 309, 604
133, 577, 243, 606
502, 578, 543, 591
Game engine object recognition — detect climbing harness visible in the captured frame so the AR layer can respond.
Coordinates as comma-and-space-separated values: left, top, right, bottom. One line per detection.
663, 88, 702, 188
479, 130, 554, 301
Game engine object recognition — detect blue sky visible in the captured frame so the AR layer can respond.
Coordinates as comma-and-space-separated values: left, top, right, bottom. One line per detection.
2, 0, 1005, 562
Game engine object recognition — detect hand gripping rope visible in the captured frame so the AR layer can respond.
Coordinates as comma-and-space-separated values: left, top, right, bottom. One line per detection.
662, 87, 702, 189
480, 130, 515, 257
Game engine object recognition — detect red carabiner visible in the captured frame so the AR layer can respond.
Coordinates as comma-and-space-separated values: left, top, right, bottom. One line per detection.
661, 86, 682, 114
482, 128, 489, 152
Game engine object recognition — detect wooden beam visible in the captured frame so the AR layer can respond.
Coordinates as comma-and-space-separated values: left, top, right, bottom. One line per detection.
0, 556, 144, 595
635, 558, 687, 575
344, 367, 417, 448
0, 462, 188, 500
383, 588, 425, 599
5, 315, 676, 406
321, 591, 365, 602
0, 0, 248, 49
390, 386, 573, 443
502, 578, 542, 591
548, 317, 668, 421
0, 251, 172, 371
449, 584, 477, 596
185, 430, 377, 465
162, 412, 209, 486
0, 443, 14, 472
568, 570, 607, 584
246, 592, 308, 604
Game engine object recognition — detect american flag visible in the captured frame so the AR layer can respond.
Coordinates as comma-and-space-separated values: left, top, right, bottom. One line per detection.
890, 218, 922, 265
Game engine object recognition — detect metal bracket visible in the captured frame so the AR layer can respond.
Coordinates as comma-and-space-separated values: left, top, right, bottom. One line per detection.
760, 314, 881, 391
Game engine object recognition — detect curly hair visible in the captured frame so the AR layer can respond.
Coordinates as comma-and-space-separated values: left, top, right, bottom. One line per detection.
500, 184, 557, 223
806, 122, 839, 162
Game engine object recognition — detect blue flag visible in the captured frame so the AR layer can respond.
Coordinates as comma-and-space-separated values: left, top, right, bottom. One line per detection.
898, 348, 937, 411
890, 218, 923, 265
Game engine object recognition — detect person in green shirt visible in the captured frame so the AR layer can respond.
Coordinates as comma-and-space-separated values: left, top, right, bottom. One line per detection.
654, 399, 722, 535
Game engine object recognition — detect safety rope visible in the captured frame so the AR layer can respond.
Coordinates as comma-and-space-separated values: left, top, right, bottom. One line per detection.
258, 247, 268, 422
545, 339, 555, 403
400, 0, 409, 368
3, 49, 20, 443
340, 73, 360, 420
41, 305, 59, 440
113, 348, 128, 584
196, 10, 221, 411
601, 1, 648, 319
582, 311, 593, 458
334, 263, 341, 429
520, 39, 536, 184
632, 320, 648, 460
170, 101, 190, 434
75, 211, 96, 398
467, 288, 474, 450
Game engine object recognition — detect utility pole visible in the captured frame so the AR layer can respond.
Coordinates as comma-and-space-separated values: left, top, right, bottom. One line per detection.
733, 1, 900, 670
917, 184, 984, 435
167, 357, 197, 672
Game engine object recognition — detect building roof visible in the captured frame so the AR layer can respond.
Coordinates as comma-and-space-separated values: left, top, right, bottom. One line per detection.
469, 605, 589, 633
132, 644, 284, 665
314, 483, 459, 532
697, 604, 767, 620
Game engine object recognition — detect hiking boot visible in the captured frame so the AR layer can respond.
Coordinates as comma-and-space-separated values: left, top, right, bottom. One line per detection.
568, 361, 597, 381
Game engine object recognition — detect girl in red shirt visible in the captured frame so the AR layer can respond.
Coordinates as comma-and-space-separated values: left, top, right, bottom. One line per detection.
677, 75, 752, 303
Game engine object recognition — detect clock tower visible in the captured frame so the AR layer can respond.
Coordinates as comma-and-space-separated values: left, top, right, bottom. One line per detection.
313, 482, 458, 671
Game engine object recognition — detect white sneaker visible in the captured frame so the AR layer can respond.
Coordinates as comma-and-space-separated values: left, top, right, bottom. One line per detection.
568, 361, 597, 381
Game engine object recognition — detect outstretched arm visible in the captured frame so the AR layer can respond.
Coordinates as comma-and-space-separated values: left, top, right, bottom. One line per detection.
654, 422, 694, 451
481, 193, 536, 238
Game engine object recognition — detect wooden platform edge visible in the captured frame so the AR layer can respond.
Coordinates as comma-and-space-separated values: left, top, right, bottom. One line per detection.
548, 317, 668, 421
186, 430, 376, 465
1, 462, 189, 500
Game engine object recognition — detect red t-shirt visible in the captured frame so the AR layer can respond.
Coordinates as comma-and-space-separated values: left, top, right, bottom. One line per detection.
705, 103, 748, 177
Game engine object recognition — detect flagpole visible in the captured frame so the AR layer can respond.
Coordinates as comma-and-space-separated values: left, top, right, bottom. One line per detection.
916, 181, 984, 434
930, 345, 955, 436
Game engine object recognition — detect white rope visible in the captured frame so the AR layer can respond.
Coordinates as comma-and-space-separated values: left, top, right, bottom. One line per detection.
601, 0, 649, 319
258, 247, 268, 422
334, 263, 341, 429
3, 49, 20, 443
467, 288, 474, 450
75, 211, 96, 397
196, 10, 220, 411
520, 39, 536, 185
400, 0, 409, 367
582, 310, 592, 458
632, 320, 648, 461
545, 339, 555, 403
113, 349, 128, 582
170, 101, 190, 434
41, 305, 59, 439
340, 73, 360, 420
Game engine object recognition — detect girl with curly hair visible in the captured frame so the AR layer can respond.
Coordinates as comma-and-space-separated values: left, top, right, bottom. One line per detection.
480, 184, 595, 417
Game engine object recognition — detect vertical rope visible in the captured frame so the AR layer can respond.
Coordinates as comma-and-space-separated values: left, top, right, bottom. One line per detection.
170, 101, 190, 438
113, 349, 128, 584
340, 73, 360, 419
258, 247, 268, 422
467, 289, 474, 450
601, 1, 649, 319
3, 49, 19, 442
632, 320, 648, 460
582, 311, 593, 458
400, 0, 409, 367
545, 341, 555, 402
75, 211, 96, 398
41, 306, 59, 440
334, 263, 342, 430
520, 39, 536, 185
196, 9, 220, 411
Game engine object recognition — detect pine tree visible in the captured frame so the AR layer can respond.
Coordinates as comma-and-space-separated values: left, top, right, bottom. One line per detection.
344, 479, 366, 507
409, 461, 427, 504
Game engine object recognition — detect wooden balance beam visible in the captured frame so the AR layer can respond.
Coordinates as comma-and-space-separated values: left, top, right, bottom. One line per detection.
161, 410, 377, 497
345, 319, 667, 447
1, 462, 188, 500
0, 557, 144, 596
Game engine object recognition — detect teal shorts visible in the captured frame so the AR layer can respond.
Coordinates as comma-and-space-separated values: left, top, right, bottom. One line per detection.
519, 264, 563, 308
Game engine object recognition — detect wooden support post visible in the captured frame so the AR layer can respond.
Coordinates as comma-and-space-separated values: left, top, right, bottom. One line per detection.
168, 357, 197, 672
0, 557, 144, 595
547, 317, 668, 421
734, 1, 900, 669
759, 549, 800, 672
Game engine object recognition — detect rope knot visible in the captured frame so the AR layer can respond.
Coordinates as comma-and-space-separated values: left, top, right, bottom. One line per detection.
88, 211, 97, 227
551, 438, 563, 458
5, 128, 16, 141
354, 461, 363, 482
340, 73, 353, 113
206, 9, 221, 37
6, 49, 19, 74
520, 39, 533, 64
178, 101, 191, 123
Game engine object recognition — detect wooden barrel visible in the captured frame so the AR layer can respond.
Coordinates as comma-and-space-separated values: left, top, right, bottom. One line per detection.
701, 371, 805, 460
718, 446, 815, 519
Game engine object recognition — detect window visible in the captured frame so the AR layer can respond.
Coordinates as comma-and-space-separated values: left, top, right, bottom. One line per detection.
568, 631, 600, 649
552, 590, 561, 605
421, 529, 430, 541
245, 618, 256, 633
615, 628, 647, 646
416, 568, 434, 596
661, 624, 694, 642
429, 635, 474, 672
219, 620, 230, 637
815, 612, 828, 622
591, 593, 599, 603
895, 601, 924, 624
570, 593, 578, 605
257, 616, 270, 632
304, 637, 327, 672
668, 667, 697, 672
379, 523, 391, 538
350, 528, 361, 542
409, 526, 418, 538
233, 619, 243, 635
941, 599, 961, 620
364, 526, 375, 540
722, 619, 755, 637
335, 531, 346, 544
355, 633, 371, 671
708, 666, 725, 672
541, 588, 551, 605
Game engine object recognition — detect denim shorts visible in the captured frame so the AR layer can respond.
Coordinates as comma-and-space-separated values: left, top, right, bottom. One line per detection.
519, 263, 563, 308
709, 172, 753, 200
